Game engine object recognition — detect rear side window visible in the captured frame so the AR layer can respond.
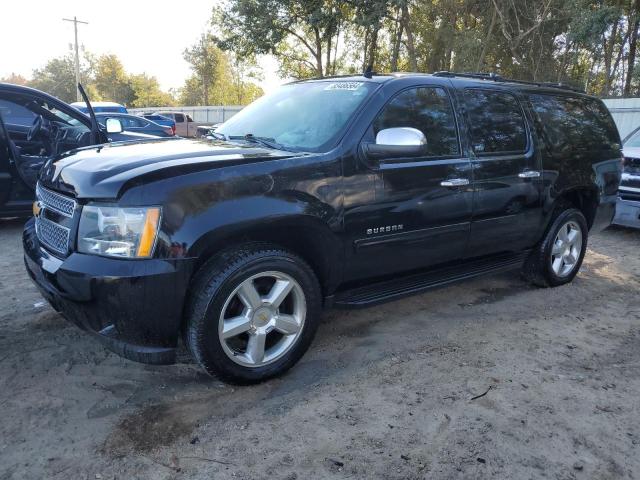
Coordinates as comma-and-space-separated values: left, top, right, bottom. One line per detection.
464, 89, 527, 154
529, 94, 620, 152
373, 86, 459, 157
174, 113, 185, 122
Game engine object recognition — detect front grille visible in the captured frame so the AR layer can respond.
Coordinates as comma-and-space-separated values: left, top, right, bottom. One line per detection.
620, 188, 640, 203
36, 216, 71, 254
35, 183, 77, 255
36, 184, 76, 217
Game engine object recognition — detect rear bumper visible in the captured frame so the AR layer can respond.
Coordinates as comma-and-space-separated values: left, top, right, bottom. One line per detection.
613, 198, 640, 229
23, 218, 195, 365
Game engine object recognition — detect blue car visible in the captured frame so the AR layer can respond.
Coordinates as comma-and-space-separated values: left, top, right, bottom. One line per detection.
141, 114, 176, 135
95, 113, 174, 139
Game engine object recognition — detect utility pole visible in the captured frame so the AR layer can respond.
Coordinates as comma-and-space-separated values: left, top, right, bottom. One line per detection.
62, 16, 88, 101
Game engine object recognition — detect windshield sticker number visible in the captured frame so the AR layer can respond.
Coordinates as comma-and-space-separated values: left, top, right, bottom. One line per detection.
324, 82, 364, 91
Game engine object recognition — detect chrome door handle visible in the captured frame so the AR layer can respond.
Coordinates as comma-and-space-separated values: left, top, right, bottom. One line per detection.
518, 170, 541, 178
440, 178, 470, 187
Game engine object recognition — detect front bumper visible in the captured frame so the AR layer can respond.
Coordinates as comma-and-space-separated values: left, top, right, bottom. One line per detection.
613, 198, 640, 228
23, 218, 195, 365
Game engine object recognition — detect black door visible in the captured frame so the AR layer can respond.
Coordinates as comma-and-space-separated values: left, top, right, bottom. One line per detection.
346, 85, 473, 279
0, 114, 12, 207
462, 88, 543, 257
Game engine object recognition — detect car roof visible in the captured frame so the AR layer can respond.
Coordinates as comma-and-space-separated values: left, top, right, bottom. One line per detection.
70, 101, 125, 107
94, 112, 138, 118
295, 72, 590, 97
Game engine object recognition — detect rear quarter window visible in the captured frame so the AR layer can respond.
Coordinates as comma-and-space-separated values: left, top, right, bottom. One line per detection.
528, 94, 620, 153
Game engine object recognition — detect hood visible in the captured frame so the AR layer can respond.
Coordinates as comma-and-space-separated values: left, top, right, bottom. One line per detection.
39, 138, 300, 199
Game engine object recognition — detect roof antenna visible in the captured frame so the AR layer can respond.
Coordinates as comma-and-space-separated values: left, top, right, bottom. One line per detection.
363, 64, 374, 79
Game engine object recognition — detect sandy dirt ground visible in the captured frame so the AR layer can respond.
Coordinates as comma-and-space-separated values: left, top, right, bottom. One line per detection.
0, 218, 639, 480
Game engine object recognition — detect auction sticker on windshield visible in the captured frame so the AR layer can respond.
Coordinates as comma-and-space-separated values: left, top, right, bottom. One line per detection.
324, 82, 364, 91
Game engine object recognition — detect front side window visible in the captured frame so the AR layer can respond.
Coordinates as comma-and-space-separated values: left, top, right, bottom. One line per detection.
216, 81, 378, 152
373, 86, 459, 157
464, 89, 527, 155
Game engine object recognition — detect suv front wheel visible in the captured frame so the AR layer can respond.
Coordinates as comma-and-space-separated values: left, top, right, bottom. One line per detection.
184, 244, 322, 384
523, 207, 588, 287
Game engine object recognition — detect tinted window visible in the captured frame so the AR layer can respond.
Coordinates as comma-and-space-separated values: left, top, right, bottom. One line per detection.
529, 94, 620, 152
464, 90, 527, 154
373, 87, 459, 157
0, 99, 36, 126
174, 113, 185, 122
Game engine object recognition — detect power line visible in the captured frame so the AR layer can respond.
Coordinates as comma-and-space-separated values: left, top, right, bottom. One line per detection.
62, 16, 89, 102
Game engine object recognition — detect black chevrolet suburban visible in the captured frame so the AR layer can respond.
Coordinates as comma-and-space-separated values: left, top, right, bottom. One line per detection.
23, 72, 622, 383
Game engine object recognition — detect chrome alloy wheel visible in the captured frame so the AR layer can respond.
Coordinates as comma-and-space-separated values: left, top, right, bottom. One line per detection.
550, 220, 583, 277
218, 271, 306, 367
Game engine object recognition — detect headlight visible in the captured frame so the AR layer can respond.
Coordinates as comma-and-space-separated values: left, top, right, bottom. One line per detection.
78, 205, 161, 258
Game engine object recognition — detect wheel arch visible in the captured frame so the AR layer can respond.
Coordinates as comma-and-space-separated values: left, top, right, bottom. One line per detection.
544, 185, 599, 233
188, 216, 344, 297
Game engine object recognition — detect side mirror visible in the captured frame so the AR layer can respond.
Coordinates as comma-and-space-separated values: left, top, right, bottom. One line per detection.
105, 118, 123, 134
362, 127, 428, 160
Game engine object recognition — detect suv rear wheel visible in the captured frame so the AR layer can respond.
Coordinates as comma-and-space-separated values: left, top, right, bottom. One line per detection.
523, 208, 588, 287
184, 244, 321, 384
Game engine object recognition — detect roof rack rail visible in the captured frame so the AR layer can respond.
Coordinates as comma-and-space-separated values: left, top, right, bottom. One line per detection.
433, 71, 505, 81
432, 71, 585, 93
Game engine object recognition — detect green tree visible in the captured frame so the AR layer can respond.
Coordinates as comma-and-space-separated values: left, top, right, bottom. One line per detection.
128, 74, 175, 107
183, 33, 221, 104
180, 35, 263, 105
94, 54, 133, 104
29, 52, 94, 103
214, 0, 349, 78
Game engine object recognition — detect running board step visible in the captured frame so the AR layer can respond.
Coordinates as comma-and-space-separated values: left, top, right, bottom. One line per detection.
331, 252, 529, 309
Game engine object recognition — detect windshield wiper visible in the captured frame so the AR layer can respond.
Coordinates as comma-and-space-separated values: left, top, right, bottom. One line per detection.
229, 133, 292, 151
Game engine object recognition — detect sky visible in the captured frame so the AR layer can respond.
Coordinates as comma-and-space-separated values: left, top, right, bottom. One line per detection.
0, 0, 285, 95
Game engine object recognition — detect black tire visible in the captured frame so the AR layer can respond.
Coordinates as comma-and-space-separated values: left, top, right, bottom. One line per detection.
522, 208, 588, 287
184, 243, 322, 384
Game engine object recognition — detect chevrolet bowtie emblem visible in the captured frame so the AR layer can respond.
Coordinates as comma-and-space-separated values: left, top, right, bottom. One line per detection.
32, 201, 43, 218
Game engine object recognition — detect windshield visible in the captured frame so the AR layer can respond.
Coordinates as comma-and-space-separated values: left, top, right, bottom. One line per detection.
625, 129, 640, 148
216, 80, 378, 152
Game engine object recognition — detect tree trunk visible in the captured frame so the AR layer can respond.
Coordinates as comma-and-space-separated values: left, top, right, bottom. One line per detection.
476, 5, 497, 72
625, 0, 640, 96
401, 3, 418, 71
362, 29, 370, 71
333, 23, 339, 75
391, 10, 403, 72
313, 27, 323, 77
203, 74, 209, 105
326, 34, 332, 77
368, 26, 379, 70
603, 19, 620, 96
